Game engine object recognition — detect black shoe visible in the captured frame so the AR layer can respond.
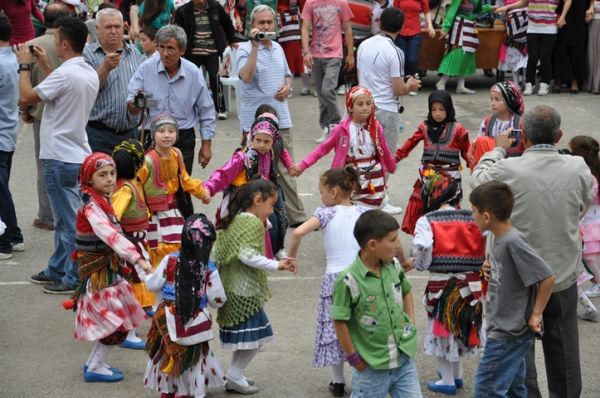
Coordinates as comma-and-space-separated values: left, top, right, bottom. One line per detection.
329, 382, 345, 397
30, 271, 54, 285
43, 281, 76, 295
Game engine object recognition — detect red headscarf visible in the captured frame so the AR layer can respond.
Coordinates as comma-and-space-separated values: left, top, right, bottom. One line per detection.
345, 86, 378, 147
79, 152, 117, 216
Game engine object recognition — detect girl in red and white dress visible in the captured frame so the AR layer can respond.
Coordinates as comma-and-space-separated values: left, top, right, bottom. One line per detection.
71, 152, 152, 383
395, 90, 471, 235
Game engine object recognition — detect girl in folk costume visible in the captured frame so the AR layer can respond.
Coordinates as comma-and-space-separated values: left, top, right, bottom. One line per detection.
497, 1, 528, 87
139, 114, 211, 268
412, 172, 485, 396
395, 90, 471, 235
291, 86, 396, 209
71, 153, 152, 383
204, 109, 293, 258
277, 0, 311, 95
215, 179, 296, 395
468, 81, 526, 169
435, 0, 493, 94
111, 139, 155, 350
287, 166, 367, 397
144, 214, 227, 398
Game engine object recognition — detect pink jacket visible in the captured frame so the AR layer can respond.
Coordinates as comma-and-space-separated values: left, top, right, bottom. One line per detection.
299, 117, 397, 175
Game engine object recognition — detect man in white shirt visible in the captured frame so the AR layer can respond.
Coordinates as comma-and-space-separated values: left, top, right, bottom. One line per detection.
17, 16, 99, 294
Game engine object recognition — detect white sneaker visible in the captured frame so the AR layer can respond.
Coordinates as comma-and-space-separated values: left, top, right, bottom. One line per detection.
579, 309, 600, 323
300, 87, 310, 96
585, 284, 600, 298
435, 80, 446, 90
523, 82, 533, 96
456, 86, 476, 94
537, 82, 549, 96
316, 127, 329, 143
217, 111, 228, 120
0, 252, 13, 260
313, 91, 318, 97
381, 202, 403, 215
11, 242, 25, 252
336, 86, 346, 95
409, 91, 418, 96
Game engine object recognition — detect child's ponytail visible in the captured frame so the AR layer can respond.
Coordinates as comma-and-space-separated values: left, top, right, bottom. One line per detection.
570, 135, 600, 183
321, 166, 360, 196
221, 177, 278, 229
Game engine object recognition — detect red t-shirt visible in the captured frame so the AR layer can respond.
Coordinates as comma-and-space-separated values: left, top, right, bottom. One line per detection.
1, 0, 44, 45
394, 0, 429, 37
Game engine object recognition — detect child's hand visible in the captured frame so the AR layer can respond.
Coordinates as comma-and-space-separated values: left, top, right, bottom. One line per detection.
527, 312, 543, 333
401, 257, 414, 272
354, 359, 368, 372
557, 17, 566, 29
277, 258, 294, 271
494, 5, 508, 15
437, 30, 449, 40
136, 259, 152, 275
201, 193, 212, 205
482, 260, 491, 281
289, 164, 303, 177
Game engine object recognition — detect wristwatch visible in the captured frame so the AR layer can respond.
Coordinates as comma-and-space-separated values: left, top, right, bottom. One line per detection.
18, 63, 32, 72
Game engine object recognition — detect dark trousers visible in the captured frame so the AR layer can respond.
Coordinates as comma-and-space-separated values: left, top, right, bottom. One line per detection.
553, 41, 587, 82
86, 123, 138, 155
525, 283, 582, 398
189, 53, 226, 113
0, 151, 23, 254
526, 33, 557, 84
395, 34, 423, 77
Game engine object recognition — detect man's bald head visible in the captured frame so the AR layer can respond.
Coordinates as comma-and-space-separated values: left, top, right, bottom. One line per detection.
45, 3, 70, 28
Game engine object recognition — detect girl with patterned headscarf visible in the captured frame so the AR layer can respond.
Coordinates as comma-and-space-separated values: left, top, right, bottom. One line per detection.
395, 90, 471, 235
71, 152, 152, 383
412, 171, 485, 396
203, 107, 295, 258
144, 213, 227, 398
469, 81, 526, 169
293, 86, 396, 208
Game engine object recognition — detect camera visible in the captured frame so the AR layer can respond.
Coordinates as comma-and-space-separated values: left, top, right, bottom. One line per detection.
116, 48, 123, 54
29, 45, 35, 54
509, 129, 522, 147
255, 31, 277, 41
134, 91, 147, 108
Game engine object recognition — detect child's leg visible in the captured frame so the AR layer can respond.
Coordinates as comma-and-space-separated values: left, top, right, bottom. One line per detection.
584, 254, 600, 281
331, 362, 345, 384
578, 287, 598, 313
436, 75, 449, 90
301, 73, 310, 91
435, 357, 455, 386
87, 342, 114, 375
452, 359, 463, 382
227, 348, 259, 386
125, 329, 142, 343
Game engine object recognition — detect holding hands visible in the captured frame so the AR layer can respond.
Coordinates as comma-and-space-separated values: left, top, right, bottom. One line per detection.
288, 164, 303, 177
277, 257, 297, 273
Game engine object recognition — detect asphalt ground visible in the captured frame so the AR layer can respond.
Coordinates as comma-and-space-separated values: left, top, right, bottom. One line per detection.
1, 74, 599, 398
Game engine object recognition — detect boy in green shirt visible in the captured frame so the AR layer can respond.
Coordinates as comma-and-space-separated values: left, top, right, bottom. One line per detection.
331, 210, 422, 398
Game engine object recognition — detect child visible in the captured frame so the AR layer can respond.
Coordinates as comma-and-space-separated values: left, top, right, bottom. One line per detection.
143, 213, 227, 398
436, 0, 492, 94
112, 139, 154, 349
139, 114, 211, 268
292, 86, 396, 209
139, 26, 157, 58
497, 1, 528, 87
469, 181, 555, 397
331, 209, 420, 398
215, 179, 295, 394
395, 90, 471, 235
204, 107, 293, 258
570, 136, 600, 306
412, 172, 485, 395
72, 152, 152, 383
287, 166, 366, 397
469, 81, 525, 169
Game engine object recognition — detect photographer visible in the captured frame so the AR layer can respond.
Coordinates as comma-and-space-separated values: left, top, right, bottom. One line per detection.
235, 4, 307, 227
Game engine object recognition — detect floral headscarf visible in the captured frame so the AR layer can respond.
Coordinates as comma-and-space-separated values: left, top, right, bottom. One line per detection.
80, 152, 117, 215
490, 81, 525, 116
421, 171, 461, 213
345, 85, 378, 141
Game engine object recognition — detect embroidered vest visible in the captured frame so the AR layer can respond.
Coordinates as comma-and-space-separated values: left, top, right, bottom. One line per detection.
421, 122, 461, 167
143, 148, 186, 212
425, 209, 485, 273
227, 137, 284, 192
483, 114, 524, 157
115, 179, 149, 233
75, 197, 122, 254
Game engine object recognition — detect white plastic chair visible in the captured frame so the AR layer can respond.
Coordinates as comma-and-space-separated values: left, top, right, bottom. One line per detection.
220, 47, 241, 119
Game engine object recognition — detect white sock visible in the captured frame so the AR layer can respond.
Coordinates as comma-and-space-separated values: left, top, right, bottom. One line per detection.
452, 360, 462, 380
227, 349, 259, 385
85, 341, 100, 367
88, 342, 113, 375
436, 357, 454, 385
438, 75, 449, 87
331, 363, 345, 384
457, 77, 466, 90
125, 329, 142, 343
301, 73, 310, 90
512, 70, 521, 86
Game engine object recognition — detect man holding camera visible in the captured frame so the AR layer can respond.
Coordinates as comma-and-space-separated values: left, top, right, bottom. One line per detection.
236, 4, 307, 227
84, 7, 144, 155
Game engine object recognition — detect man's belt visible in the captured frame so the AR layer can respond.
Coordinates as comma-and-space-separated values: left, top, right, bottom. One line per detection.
88, 120, 134, 135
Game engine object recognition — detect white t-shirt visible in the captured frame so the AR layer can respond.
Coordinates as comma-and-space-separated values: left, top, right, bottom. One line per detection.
357, 34, 404, 113
35, 56, 99, 163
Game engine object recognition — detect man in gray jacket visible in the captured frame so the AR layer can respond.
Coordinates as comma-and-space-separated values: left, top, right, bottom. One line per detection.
471, 105, 593, 398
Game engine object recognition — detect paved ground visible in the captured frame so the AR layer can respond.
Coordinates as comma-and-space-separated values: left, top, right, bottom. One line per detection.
1, 74, 600, 398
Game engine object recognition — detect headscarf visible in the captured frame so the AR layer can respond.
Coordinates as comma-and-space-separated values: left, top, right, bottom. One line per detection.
175, 213, 217, 325
345, 85, 378, 142
490, 81, 525, 116
425, 90, 456, 143
80, 152, 117, 216
112, 139, 145, 178
421, 171, 461, 213
150, 113, 179, 146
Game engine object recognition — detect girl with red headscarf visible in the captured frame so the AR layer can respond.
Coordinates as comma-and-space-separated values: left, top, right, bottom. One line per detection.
71, 152, 152, 383
292, 86, 396, 208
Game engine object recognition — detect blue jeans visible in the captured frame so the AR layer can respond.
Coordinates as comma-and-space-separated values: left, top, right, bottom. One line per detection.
0, 151, 23, 254
395, 34, 423, 77
473, 331, 534, 398
43, 159, 82, 287
351, 354, 422, 398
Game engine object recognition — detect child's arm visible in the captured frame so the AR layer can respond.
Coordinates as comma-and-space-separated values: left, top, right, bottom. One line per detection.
456, 123, 473, 168
528, 274, 556, 333
203, 151, 245, 196
495, 0, 528, 14
557, 0, 572, 28
297, 126, 340, 172
180, 168, 211, 203
333, 320, 367, 371
143, 254, 170, 292
280, 148, 294, 171
112, 184, 133, 222
287, 216, 321, 260
412, 216, 433, 271
206, 265, 227, 309
394, 127, 425, 162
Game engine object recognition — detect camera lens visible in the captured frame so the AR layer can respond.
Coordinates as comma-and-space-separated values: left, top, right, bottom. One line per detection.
256, 32, 265, 40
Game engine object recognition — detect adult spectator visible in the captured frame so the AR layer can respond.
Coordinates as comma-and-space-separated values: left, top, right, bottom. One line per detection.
471, 105, 593, 398
0, 0, 44, 45
17, 16, 100, 294
139, 0, 175, 31
175, 0, 236, 120
237, 5, 307, 226
0, 15, 24, 261
85, 2, 117, 43
301, 0, 354, 143
21, 3, 70, 231
84, 7, 144, 154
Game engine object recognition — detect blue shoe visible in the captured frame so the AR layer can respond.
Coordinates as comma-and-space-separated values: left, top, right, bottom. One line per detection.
436, 371, 464, 389
145, 309, 155, 317
83, 365, 122, 374
427, 381, 457, 395
83, 370, 124, 383
120, 339, 145, 350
